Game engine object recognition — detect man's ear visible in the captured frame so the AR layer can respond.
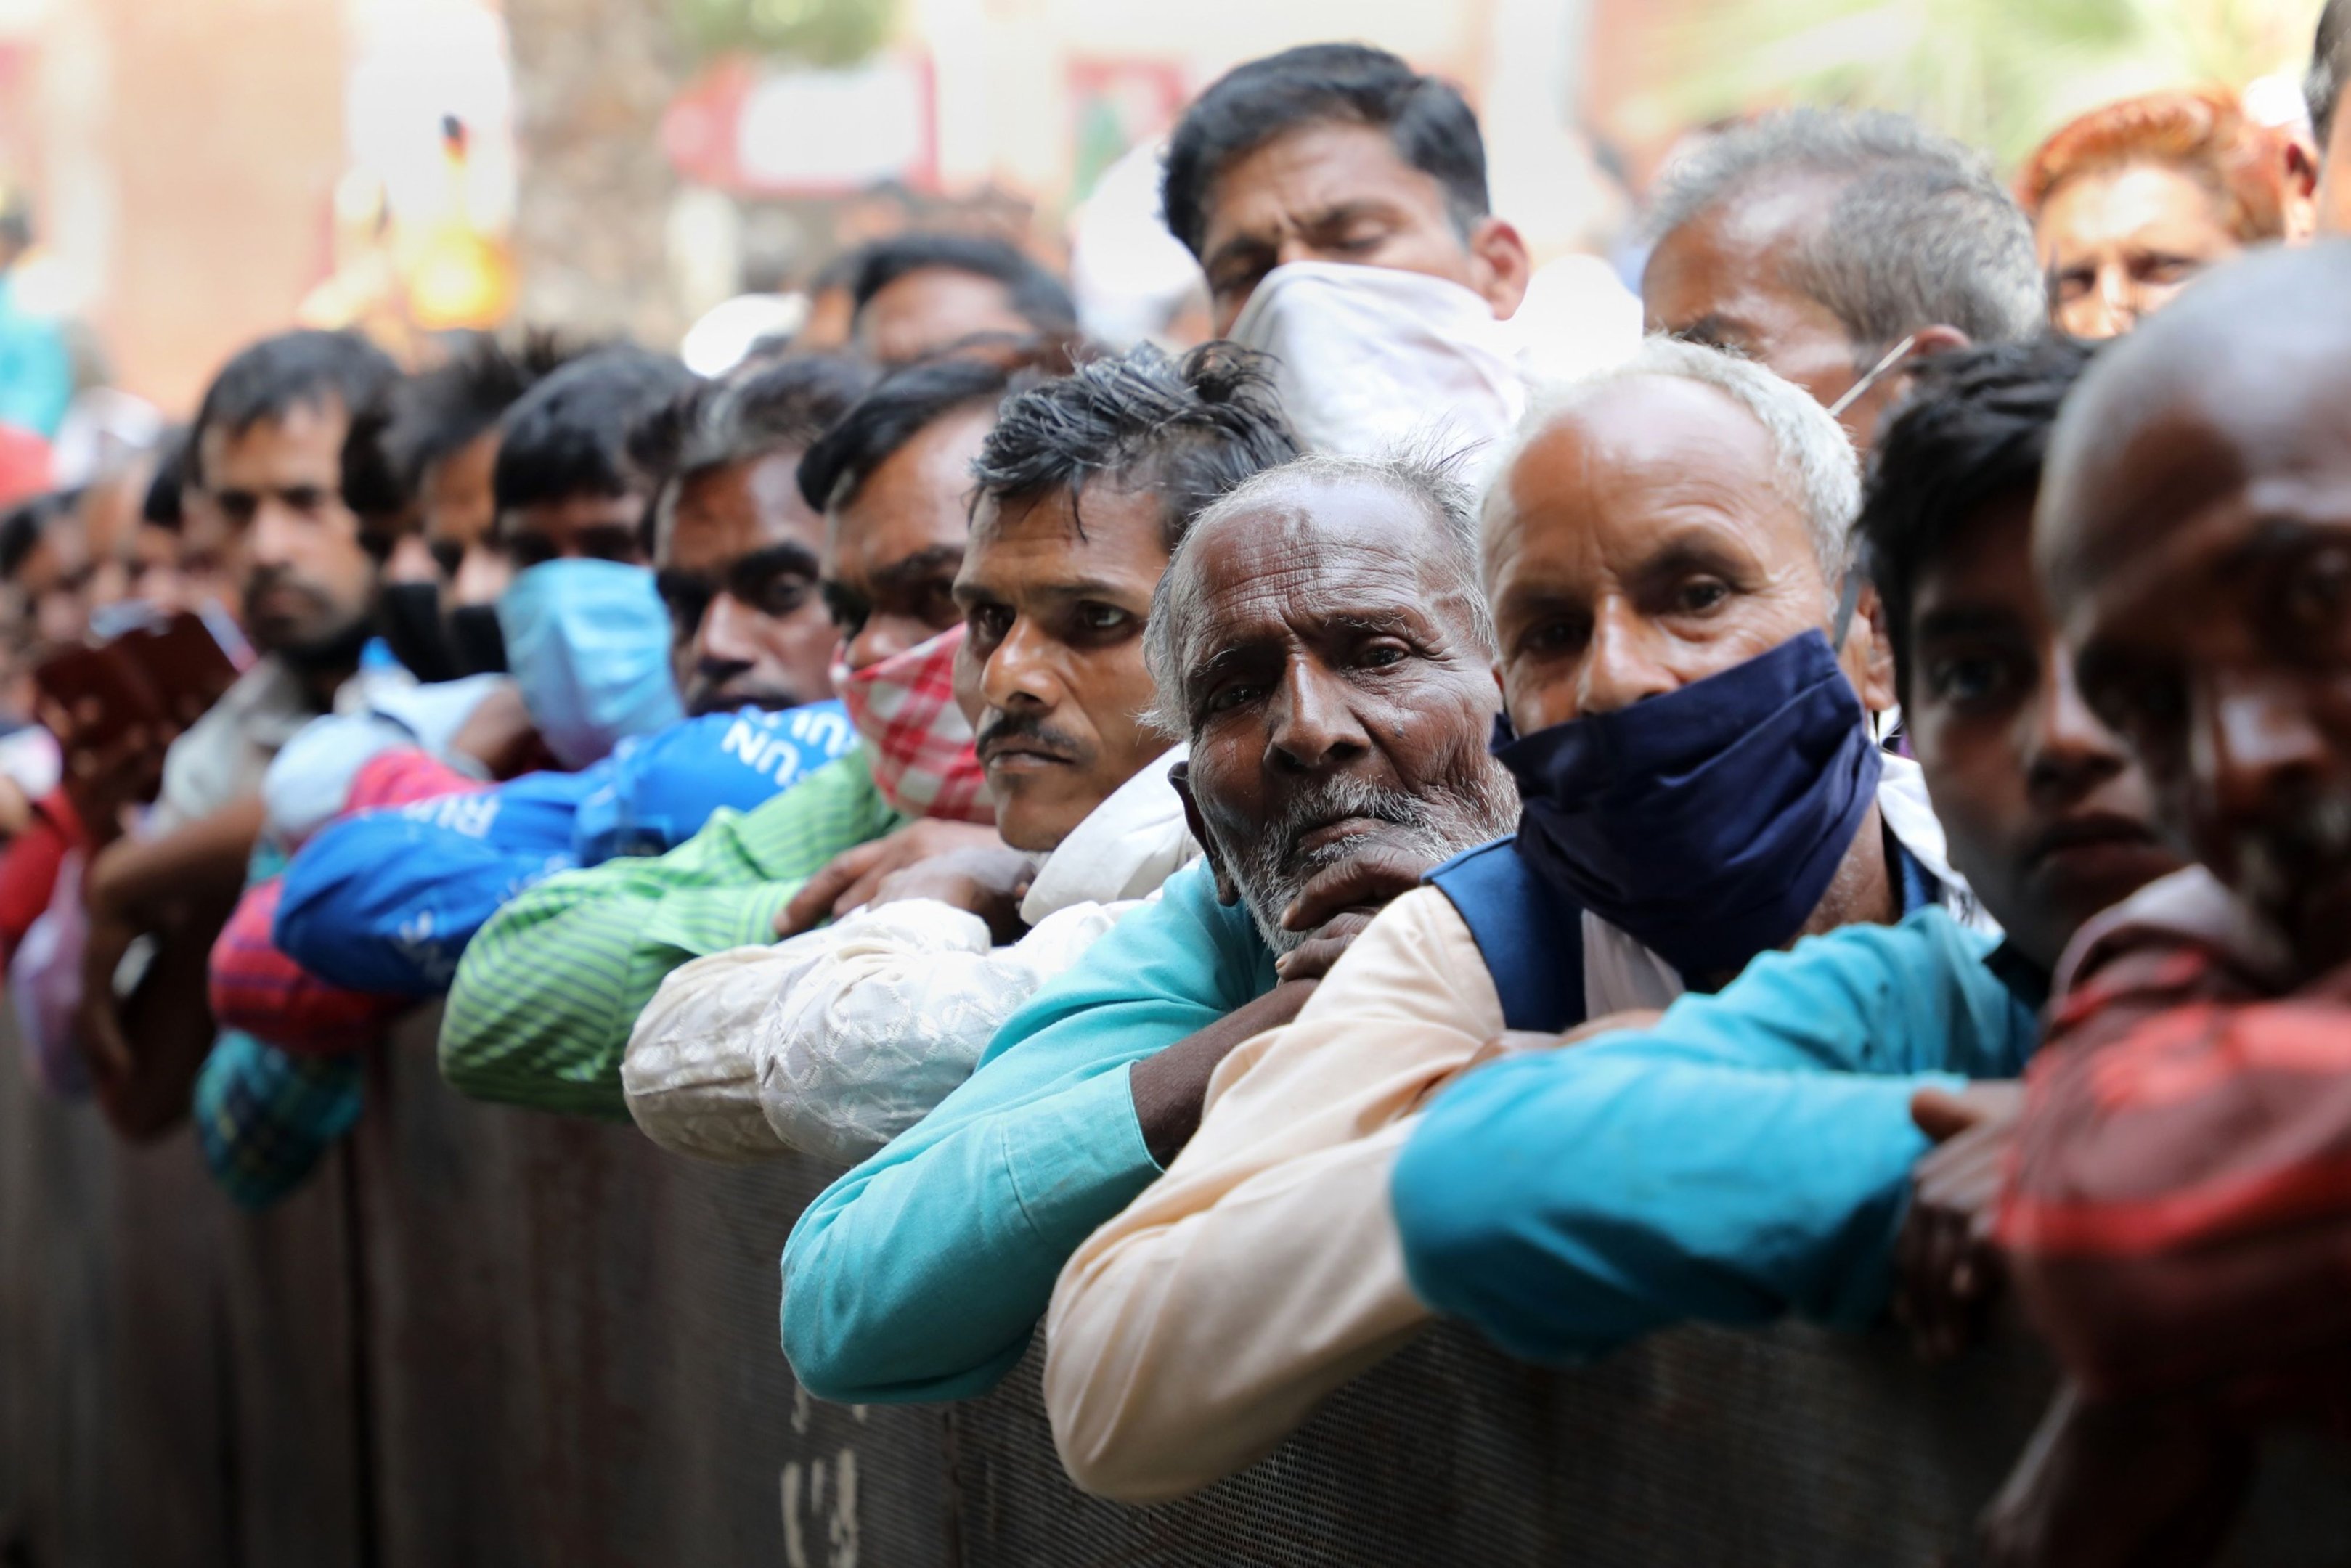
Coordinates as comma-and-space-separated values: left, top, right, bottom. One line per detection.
2283, 137, 2321, 241
1467, 216, 1532, 321
1169, 761, 1241, 906
1841, 581, 1900, 715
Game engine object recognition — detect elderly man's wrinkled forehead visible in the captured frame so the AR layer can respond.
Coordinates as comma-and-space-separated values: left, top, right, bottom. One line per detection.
1174, 474, 1478, 658
1483, 372, 1820, 584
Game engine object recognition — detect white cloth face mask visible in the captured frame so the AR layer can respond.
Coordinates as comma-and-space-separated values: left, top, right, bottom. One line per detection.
1227, 260, 1525, 462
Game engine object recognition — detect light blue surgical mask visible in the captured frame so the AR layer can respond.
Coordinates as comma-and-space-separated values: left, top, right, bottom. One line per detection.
497, 559, 683, 769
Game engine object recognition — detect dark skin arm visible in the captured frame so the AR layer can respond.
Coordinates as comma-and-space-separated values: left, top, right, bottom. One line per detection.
775, 818, 1011, 936
78, 796, 262, 1140
1893, 1080, 2026, 1362
1128, 979, 1319, 1167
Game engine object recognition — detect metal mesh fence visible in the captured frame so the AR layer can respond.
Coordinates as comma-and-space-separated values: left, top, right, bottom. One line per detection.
4, 1009, 2349, 1567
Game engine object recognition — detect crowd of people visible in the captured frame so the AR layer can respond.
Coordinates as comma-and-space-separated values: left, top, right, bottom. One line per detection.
7, 21, 2351, 1564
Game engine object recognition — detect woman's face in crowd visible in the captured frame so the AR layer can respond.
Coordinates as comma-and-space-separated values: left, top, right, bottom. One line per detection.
2036, 161, 2243, 339
1486, 376, 1886, 735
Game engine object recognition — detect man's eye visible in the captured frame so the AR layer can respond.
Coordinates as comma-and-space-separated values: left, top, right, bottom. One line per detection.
1356, 641, 1408, 669
2055, 267, 2097, 302
1076, 603, 1130, 633
745, 577, 813, 619
1516, 617, 1585, 657
1928, 653, 2015, 706
969, 604, 1014, 642
1204, 682, 1261, 715
283, 487, 330, 515
1674, 579, 1731, 615
919, 581, 962, 629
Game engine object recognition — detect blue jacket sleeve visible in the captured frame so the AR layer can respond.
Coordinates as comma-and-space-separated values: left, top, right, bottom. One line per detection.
780, 862, 1276, 1405
1391, 908, 2038, 1367
273, 780, 587, 995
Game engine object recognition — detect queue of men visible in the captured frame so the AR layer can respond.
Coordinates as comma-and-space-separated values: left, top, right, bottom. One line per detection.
8, 25, 2351, 1565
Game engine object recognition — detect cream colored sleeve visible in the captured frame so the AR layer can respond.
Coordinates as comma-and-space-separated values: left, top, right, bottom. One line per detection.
1042, 886, 1504, 1503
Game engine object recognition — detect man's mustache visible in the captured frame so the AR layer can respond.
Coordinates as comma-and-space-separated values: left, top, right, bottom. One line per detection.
976, 711, 1088, 761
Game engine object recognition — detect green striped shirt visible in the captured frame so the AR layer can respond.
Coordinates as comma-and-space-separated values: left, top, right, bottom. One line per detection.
438, 748, 905, 1119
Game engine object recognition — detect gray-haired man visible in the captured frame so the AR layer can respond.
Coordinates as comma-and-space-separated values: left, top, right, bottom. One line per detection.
781, 452, 1517, 1408
1041, 335, 1993, 1504
1644, 107, 2043, 454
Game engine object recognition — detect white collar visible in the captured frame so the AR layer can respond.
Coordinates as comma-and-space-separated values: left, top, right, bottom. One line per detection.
1019, 744, 1197, 924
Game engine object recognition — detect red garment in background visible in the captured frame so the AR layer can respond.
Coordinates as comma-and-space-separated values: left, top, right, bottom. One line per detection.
205, 748, 480, 1056
0, 788, 86, 965
1998, 868, 2351, 1422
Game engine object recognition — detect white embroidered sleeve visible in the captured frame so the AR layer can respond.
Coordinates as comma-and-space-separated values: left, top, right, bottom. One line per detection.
758, 899, 1132, 1165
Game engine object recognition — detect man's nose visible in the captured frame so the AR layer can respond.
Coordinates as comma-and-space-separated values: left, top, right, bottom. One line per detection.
2024, 653, 2125, 801
1266, 658, 1369, 772
2196, 669, 2334, 830
1576, 603, 1679, 716
250, 498, 306, 566
2082, 266, 2138, 338
696, 593, 765, 670
982, 615, 1059, 711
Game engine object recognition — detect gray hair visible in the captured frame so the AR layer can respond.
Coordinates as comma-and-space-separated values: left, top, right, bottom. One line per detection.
1141, 449, 1494, 740
1648, 107, 2042, 350
1485, 335, 1862, 584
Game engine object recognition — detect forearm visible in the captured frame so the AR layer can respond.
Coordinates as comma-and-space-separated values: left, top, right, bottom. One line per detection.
87, 797, 264, 926
1046, 1124, 1428, 1502
781, 1065, 1160, 1404
442, 880, 798, 1117
1394, 1045, 1960, 1362
1128, 979, 1316, 1166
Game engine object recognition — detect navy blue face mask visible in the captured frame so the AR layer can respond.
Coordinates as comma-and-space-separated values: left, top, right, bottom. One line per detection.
1493, 629, 1882, 982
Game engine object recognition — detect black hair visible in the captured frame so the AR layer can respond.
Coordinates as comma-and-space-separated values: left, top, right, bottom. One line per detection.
0, 489, 80, 581
795, 356, 1014, 515
971, 342, 1300, 551
189, 330, 401, 487
338, 395, 410, 552
378, 331, 576, 496
1160, 44, 1490, 258
635, 354, 879, 552
141, 426, 191, 530
2312, 0, 2351, 144
1857, 335, 2097, 696
847, 233, 1077, 340
489, 345, 701, 515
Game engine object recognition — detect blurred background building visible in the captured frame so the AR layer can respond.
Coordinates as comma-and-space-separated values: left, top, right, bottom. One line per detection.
0, 0, 2326, 410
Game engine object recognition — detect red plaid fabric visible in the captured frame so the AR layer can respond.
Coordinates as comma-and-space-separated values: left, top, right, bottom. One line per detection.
207, 747, 482, 1056
834, 625, 995, 825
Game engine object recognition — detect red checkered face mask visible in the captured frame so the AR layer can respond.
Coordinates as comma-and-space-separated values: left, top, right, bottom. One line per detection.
834, 624, 996, 825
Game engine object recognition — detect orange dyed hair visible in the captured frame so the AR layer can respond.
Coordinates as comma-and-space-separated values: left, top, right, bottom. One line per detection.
2018, 86, 2300, 242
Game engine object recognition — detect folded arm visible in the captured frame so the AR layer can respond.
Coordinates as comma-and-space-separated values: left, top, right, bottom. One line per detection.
1393, 912, 2037, 1365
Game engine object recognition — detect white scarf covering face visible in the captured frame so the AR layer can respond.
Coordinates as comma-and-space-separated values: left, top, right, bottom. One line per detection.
1228, 261, 1525, 462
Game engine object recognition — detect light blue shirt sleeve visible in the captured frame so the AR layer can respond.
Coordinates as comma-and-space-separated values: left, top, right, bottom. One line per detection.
1392, 907, 2040, 1368
780, 861, 1278, 1405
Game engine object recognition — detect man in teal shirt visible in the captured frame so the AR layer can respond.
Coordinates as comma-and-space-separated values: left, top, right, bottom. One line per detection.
1393, 338, 2184, 1365
781, 452, 1521, 1403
